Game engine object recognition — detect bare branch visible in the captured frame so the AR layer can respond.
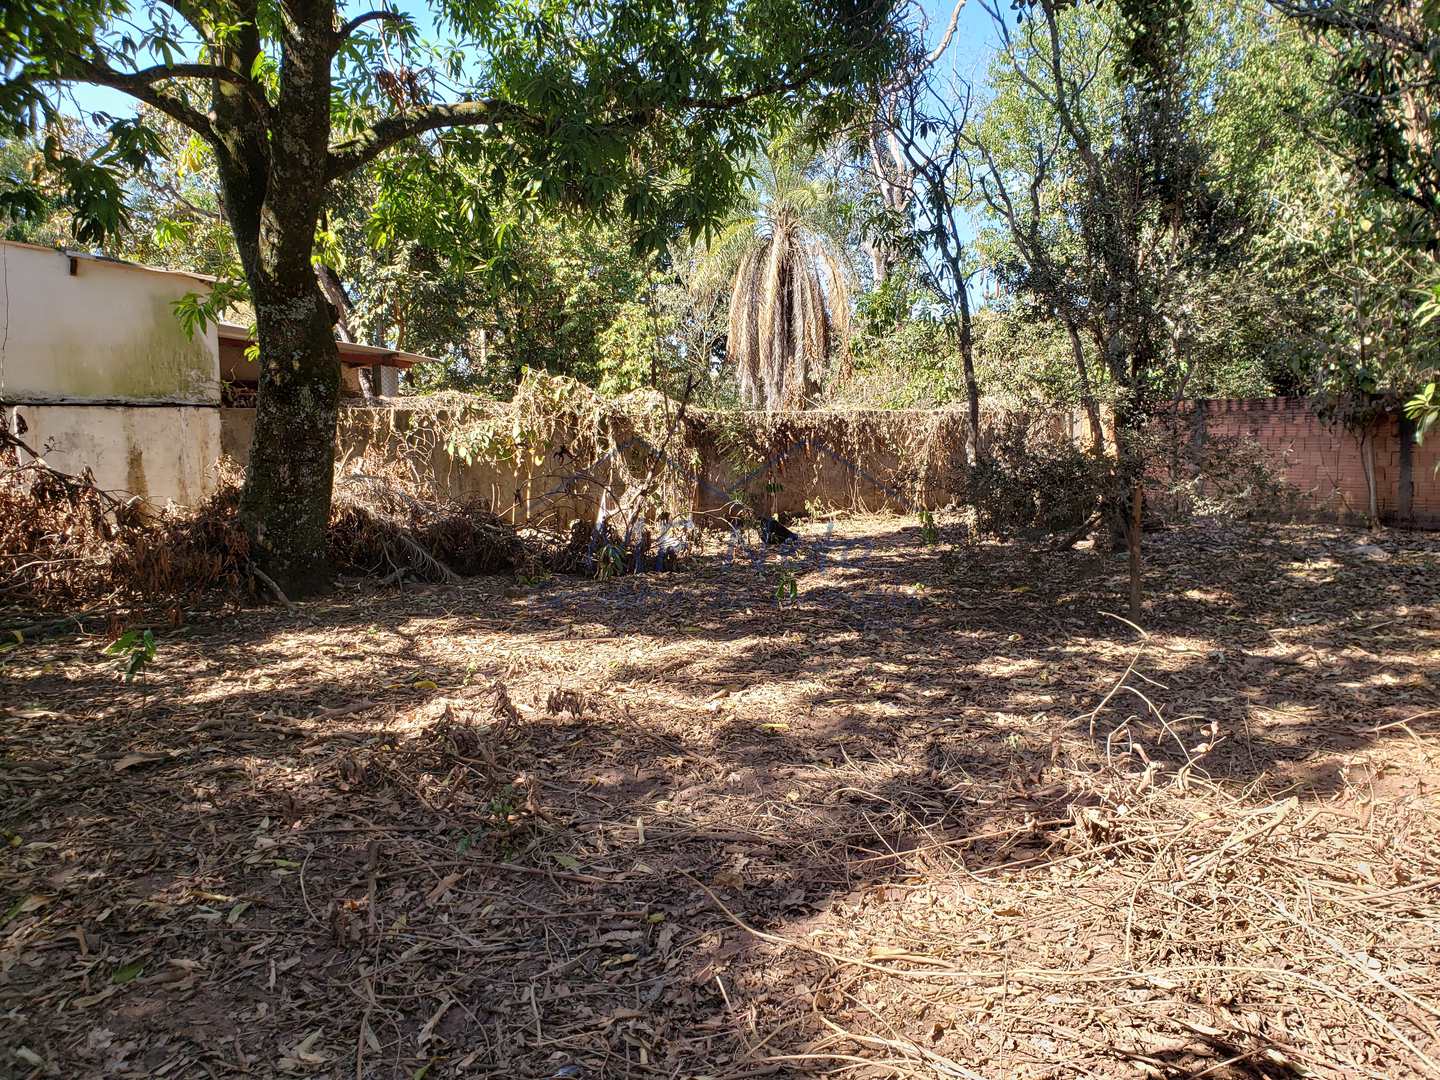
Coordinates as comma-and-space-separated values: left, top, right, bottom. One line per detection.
334, 9, 411, 49
46, 57, 218, 142
676, 59, 834, 113
117, 60, 257, 88
154, 177, 225, 222
925, 0, 970, 66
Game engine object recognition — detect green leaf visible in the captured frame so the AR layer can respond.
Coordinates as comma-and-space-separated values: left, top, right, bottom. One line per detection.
111, 960, 146, 984
1, 894, 47, 927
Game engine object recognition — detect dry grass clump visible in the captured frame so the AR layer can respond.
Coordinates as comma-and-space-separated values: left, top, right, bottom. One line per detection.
789, 758, 1440, 1078
759, 640, 1440, 1079
0, 447, 535, 615
329, 471, 531, 582
331, 691, 533, 837
0, 461, 133, 607
0, 455, 253, 611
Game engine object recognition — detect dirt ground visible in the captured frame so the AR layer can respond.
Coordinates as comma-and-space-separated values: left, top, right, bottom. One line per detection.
2, 516, 1438, 1079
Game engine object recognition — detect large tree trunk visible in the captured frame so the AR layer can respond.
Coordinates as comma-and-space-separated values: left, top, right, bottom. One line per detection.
217, 0, 340, 597
238, 276, 343, 596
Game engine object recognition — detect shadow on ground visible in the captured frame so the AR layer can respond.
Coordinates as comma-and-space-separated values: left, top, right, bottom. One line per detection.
2, 516, 1437, 1078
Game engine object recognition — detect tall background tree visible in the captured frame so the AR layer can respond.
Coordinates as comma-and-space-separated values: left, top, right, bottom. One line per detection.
1276, 0, 1440, 442
969, 0, 1236, 612
869, 67, 984, 462
699, 135, 853, 410
0, 0, 900, 593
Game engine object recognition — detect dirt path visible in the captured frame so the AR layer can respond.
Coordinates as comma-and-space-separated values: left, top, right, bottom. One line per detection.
3, 517, 1438, 1078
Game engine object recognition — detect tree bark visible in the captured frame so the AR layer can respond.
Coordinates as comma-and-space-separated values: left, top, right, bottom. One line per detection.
1361, 425, 1378, 528
1065, 319, 1105, 458
213, 0, 342, 597
1127, 476, 1143, 618
238, 276, 343, 595
316, 263, 355, 342
958, 283, 982, 465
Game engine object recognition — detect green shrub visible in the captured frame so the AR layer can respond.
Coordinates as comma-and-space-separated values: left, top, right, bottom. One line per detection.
955, 419, 1109, 538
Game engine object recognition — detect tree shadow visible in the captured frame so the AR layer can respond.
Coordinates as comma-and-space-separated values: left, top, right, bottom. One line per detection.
1, 515, 1437, 1077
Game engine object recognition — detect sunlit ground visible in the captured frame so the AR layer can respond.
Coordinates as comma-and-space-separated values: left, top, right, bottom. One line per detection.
3, 516, 1438, 1078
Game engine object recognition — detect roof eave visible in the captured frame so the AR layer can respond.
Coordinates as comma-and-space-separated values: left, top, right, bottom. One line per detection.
216, 322, 434, 368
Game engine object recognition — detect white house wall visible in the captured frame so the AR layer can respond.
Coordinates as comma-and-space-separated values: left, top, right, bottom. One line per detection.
9, 403, 221, 507
0, 241, 222, 507
0, 242, 220, 403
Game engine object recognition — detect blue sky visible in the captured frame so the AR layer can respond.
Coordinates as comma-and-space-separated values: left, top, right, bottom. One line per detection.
922, 0, 1001, 87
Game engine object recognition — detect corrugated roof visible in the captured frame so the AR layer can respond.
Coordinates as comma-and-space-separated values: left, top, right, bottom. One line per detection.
216, 323, 435, 369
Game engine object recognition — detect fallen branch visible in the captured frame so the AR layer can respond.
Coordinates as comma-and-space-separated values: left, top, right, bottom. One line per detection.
249, 562, 295, 609
1052, 508, 1101, 551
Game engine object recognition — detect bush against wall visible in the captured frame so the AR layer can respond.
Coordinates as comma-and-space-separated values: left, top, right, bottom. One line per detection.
1148, 418, 1299, 521
948, 407, 1297, 543
951, 415, 1109, 539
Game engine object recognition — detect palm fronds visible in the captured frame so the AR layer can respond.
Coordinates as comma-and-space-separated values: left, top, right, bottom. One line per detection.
707, 139, 854, 411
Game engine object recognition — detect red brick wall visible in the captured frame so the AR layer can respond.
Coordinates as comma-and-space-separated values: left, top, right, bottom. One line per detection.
1173, 398, 1439, 528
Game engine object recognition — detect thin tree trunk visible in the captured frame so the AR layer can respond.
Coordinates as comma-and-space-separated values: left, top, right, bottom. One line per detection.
958, 286, 982, 465
1066, 319, 1105, 458
1397, 411, 1415, 522
315, 263, 354, 342
1362, 425, 1378, 527
1128, 477, 1143, 618
865, 114, 909, 288
1110, 393, 1145, 618
864, 240, 890, 287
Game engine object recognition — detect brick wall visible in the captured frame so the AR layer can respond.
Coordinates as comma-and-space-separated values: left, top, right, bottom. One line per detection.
1171, 398, 1439, 528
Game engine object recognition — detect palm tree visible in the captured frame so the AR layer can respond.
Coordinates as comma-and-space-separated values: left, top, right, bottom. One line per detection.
697, 137, 853, 410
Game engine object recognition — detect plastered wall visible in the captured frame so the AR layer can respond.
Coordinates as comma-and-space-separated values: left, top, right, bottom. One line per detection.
212, 397, 1438, 531
0, 241, 223, 507
0, 242, 219, 403
10, 403, 221, 507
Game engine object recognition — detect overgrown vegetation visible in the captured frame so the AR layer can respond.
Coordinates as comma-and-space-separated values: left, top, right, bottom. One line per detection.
0, 438, 532, 613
